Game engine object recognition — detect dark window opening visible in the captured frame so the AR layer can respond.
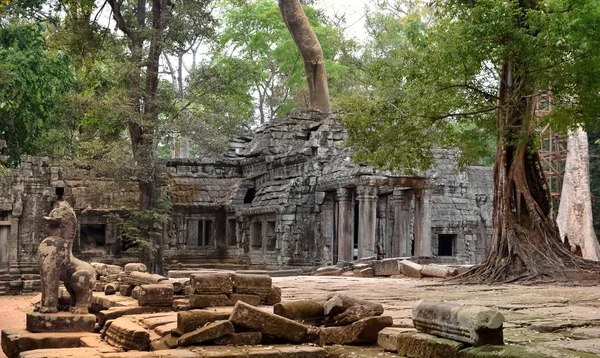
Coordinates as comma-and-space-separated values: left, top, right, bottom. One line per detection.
251, 221, 262, 248
227, 219, 237, 246
80, 224, 106, 252
266, 221, 276, 251
353, 199, 359, 260
187, 219, 214, 247
55, 187, 65, 200
0, 211, 9, 222
244, 188, 256, 204
438, 234, 456, 256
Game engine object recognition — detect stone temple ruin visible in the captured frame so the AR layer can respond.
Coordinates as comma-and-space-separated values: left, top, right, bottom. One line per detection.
0, 111, 493, 293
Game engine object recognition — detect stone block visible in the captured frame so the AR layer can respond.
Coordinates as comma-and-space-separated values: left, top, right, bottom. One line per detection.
370, 259, 402, 276
412, 299, 504, 346
26, 312, 96, 333
421, 264, 459, 278
229, 301, 310, 343
1, 329, 97, 358
98, 306, 171, 327
274, 300, 324, 325
319, 316, 393, 345
119, 284, 134, 297
214, 332, 263, 346
124, 263, 147, 273
354, 268, 374, 277
178, 320, 235, 346
190, 273, 233, 295
104, 282, 119, 295
178, 310, 231, 334
395, 331, 465, 358
228, 293, 261, 306
264, 286, 282, 305
103, 318, 151, 351
189, 294, 230, 308
138, 284, 174, 306
313, 267, 343, 276
377, 327, 417, 351
232, 274, 272, 299
399, 260, 423, 278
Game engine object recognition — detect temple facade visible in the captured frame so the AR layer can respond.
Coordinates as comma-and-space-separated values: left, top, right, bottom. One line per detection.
0, 111, 493, 293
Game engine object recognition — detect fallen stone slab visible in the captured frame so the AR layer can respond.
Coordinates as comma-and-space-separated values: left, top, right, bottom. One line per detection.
229, 301, 310, 343
190, 273, 233, 295
150, 333, 180, 350
213, 332, 262, 346
19, 347, 109, 358
124, 263, 147, 273
319, 316, 393, 345
102, 350, 199, 357
26, 312, 96, 333
412, 299, 504, 346
178, 320, 235, 346
313, 267, 344, 276
1, 329, 98, 358
156, 322, 178, 337
227, 293, 261, 306
323, 294, 384, 325
178, 310, 231, 334
140, 313, 178, 330
231, 274, 272, 299
370, 259, 402, 276
274, 300, 325, 325
103, 318, 152, 351
138, 284, 174, 306
377, 327, 418, 351
353, 268, 374, 277
189, 345, 326, 358
128, 271, 167, 286
399, 260, 423, 278
98, 306, 172, 327
265, 287, 282, 305
235, 269, 304, 277
421, 264, 459, 278
189, 294, 230, 308
396, 331, 465, 358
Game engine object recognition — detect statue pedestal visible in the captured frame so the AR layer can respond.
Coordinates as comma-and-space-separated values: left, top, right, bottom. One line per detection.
26, 312, 95, 333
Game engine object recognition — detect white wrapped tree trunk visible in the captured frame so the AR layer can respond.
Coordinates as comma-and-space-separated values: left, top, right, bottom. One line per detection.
557, 127, 600, 261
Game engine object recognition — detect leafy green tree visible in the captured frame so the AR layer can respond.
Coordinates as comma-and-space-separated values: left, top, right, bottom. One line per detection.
216, 0, 350, 123
0, 22, 75, 164
343, 0, 600, 283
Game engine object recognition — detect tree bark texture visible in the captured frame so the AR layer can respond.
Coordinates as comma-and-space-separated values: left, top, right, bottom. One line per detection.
556, 127, 600, 261
459, 60, 600, 284
278, 0, 331, 113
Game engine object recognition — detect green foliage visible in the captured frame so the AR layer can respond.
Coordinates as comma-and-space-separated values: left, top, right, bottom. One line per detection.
342, 0, 600, 173
113, 187, 172, 263
0, 22, 75, 164
215, 0, 353, 123
589, 131, 600, 239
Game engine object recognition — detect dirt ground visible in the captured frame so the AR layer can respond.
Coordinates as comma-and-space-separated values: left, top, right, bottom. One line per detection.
3, 276, 600, 357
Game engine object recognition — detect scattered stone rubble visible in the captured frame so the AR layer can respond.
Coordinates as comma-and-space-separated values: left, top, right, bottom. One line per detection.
314, 257, 466, 279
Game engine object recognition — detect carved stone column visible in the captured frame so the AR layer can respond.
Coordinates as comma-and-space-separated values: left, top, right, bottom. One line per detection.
414, 188, 433, 256
393, 189, 411, 257
336, 188, 353, 262
321, 194, 335, 264
357, 185, 377, 258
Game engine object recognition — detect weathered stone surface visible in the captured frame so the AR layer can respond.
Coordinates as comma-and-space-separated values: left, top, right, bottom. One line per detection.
119, 284, 134, 297
325, 345, 398, 358
103, 318, 151, 351
213, 332, 263, 346
178, 320, 234, 346
98, 306, 172, 327
156, 322, 178, 337
232, 274, 272, 299
140, 313, 178, 330
458, 345, 558, 358
189, 294, 230, 308
19, 347, 107, 358
353, 268, 374, 277
313, 267, 343, 276
178, 310, 231, 334
190, 273, 233, 295
38, 201, 96, 314
131, 286, 141, 299
395, 331, 465, 358
377, 327, 417, 351
104, 282, 119, 295
319, 316, 393, 345
150, 333, 180, 350
1, 329, 97, 358
274, 300, 324, 325
370, 259, 402, 276
138, 284, 174, 306
102, 350, 199, 357
227, 293, 261, 306
412, 299, 504, 346
229, 301, 310, 343
124, 263, 147, 273
189, 345, 327, 358
26, 312, 96, 333
399, 260, 423, 278
265, 286, 282, 305
323, 295, 384, 325
128, 271, 168, 286
421, 264, 458, 278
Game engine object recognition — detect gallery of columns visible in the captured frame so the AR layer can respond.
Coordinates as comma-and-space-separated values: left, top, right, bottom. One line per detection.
319, 176, 433, 263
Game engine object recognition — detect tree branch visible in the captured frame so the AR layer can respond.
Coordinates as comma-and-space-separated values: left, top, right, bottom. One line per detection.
426, 106, 500, 121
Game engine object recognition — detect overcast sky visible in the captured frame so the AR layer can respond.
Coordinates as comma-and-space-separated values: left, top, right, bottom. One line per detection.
315, 0, 373, 42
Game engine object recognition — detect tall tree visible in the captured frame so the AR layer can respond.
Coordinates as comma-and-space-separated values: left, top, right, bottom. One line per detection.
279, 0, 330, 112
343, 0, 600, 283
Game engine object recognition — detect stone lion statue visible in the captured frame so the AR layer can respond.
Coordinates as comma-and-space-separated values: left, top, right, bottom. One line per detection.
38, 201, 96, 314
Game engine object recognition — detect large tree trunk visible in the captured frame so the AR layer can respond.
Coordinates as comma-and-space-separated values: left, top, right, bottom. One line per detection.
278, 0, 331, 112
459, 61, 600, 284
556, 127, 600, 260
